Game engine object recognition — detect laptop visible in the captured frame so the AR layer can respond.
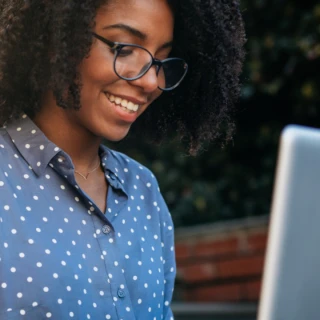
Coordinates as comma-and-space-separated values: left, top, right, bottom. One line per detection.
258, 125, 320, 320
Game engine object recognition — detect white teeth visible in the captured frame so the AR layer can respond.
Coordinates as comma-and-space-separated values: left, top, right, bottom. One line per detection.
105, 93, 140, 112
121, 99, 128, 107
115, 97, 122, 104
127, 101, 134, 111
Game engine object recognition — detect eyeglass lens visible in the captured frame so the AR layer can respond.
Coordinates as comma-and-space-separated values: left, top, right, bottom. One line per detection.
115, 45, 187, 90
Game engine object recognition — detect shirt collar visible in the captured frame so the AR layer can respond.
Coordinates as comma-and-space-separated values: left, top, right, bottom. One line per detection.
5, 114, 61, 176
5, 114, 128, 193
99, 145, 128, 194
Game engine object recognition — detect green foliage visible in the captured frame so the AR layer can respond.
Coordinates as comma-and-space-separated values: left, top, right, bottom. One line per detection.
109, 1, 320, 228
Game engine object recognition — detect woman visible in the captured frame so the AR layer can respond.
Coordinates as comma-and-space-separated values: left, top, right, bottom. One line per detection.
0, 0, 245, 319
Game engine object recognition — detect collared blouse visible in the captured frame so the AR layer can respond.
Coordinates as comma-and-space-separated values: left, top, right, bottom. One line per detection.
0, 114, 175, 320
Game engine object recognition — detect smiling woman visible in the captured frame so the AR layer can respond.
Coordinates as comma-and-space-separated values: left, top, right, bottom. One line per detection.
0, 0, 245, 319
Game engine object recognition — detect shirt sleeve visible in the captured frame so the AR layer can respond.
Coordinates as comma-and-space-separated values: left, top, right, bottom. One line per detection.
157, 187, 176, 320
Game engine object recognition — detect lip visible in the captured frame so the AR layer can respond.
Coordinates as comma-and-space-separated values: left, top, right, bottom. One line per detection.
105, 92, 147, 105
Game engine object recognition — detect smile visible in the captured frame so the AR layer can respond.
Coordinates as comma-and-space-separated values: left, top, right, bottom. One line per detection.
105, 93, 140, 112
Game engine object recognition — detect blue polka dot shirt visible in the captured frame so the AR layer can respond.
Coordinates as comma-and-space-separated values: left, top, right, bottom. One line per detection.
0, 114, 176, 320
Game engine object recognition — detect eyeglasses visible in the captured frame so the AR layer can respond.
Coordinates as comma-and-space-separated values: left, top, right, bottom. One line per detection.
92, 33, 188, 91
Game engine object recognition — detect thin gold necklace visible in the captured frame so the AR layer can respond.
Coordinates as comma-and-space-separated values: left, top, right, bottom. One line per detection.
74, 160, 101, 180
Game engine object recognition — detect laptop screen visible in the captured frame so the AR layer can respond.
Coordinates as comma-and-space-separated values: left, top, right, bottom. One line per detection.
258, 125, 320, 320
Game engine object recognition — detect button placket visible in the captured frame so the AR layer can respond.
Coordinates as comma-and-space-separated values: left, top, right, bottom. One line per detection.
98, 230, 134, 319
102, 225, 112, 234
117, 288, 126, 298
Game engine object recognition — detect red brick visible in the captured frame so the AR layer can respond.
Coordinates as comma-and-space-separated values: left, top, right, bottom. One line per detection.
178, 263, 216, 283
242, 279, 262, 301
247, 232, 268, 252
216, 255, 265, 279
187, 283, 242, 302
194, 238, 239, 258
175, 243, 192, 261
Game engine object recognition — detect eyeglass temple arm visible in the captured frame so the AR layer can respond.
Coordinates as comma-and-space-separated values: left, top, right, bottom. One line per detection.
92, 32, 118, 50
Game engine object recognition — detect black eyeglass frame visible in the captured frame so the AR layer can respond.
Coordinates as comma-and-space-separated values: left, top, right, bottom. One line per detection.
92, 32, 188, 91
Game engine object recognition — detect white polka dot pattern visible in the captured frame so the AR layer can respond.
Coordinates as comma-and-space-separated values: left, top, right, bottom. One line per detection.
0, 115, 176, 319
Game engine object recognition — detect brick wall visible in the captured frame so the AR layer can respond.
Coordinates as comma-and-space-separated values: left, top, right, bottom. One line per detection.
174, 216, 269, 303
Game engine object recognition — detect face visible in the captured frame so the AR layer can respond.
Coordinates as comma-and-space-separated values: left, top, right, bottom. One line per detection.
67, 0, 174, 141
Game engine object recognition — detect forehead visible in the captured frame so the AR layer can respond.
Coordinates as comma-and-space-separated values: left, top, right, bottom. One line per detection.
95, 0, 174, 39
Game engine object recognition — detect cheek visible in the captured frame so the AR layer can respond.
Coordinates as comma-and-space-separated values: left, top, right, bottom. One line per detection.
78, 50, 116, 88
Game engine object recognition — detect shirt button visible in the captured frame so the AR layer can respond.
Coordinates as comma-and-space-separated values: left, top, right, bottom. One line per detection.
102, 225, 112, 234
117, 289, 126, 298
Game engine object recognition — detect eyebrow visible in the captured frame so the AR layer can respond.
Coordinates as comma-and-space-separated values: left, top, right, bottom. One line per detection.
102, 23, 173, 50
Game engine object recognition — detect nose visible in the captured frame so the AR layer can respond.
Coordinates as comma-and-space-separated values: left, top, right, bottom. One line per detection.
129, 65, 159, 93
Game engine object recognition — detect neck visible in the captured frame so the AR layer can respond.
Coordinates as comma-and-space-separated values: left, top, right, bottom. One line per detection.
33, 91, 102, 171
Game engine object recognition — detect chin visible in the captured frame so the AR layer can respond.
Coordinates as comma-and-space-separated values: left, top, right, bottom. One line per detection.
101, 128, 131, 142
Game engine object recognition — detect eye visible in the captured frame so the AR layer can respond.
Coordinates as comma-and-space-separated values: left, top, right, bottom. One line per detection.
107, 44, 133, 57
117, 48, 133, 57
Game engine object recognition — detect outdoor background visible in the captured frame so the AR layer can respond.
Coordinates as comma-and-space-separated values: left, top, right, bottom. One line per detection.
110, 0, 320, 228
108, 1, 320, 318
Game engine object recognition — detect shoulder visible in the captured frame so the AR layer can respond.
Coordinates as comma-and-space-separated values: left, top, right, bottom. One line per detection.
103, 146, 170, 207
103, 146, 159, 188
106, 148, 174, 228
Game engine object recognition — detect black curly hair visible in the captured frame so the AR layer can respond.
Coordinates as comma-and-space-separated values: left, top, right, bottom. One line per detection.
0, 0, 246, 155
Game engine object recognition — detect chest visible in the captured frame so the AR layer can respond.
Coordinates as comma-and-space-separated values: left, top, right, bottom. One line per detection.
0, 183, 165, 319
75, 171, 108, 214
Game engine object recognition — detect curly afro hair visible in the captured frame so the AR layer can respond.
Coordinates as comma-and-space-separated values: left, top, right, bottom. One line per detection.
0, 0, 246, 155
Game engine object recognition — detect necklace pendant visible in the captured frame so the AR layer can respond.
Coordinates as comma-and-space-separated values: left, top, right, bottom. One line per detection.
74, 160, 101, 180
76, 172, 88, 180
